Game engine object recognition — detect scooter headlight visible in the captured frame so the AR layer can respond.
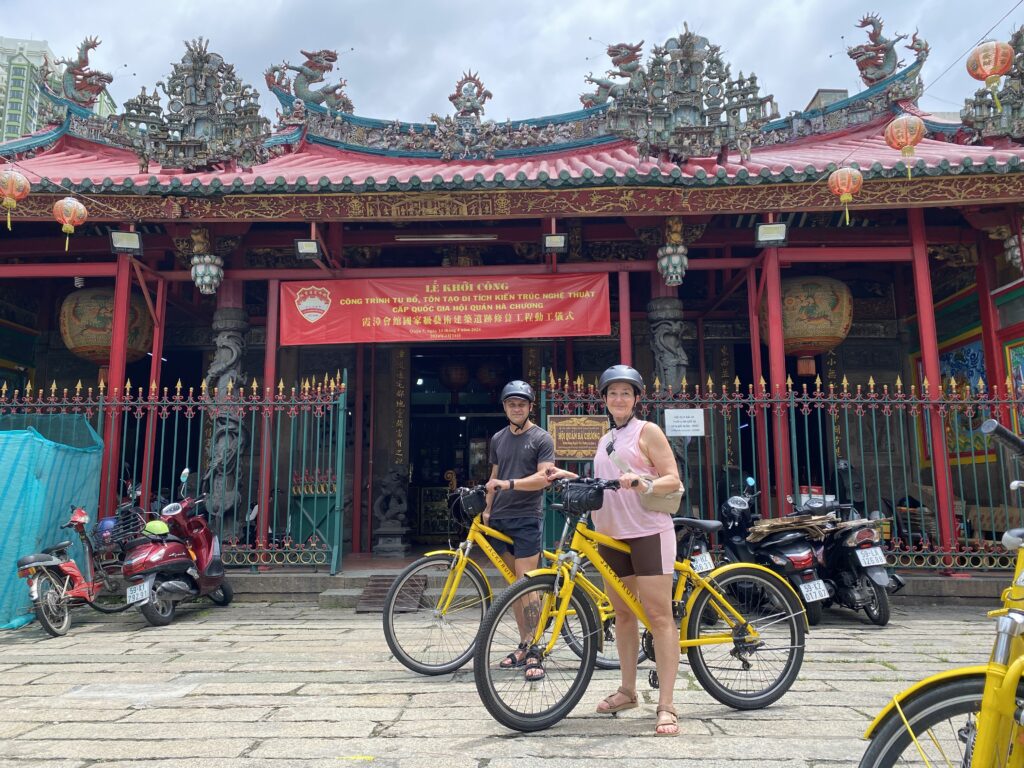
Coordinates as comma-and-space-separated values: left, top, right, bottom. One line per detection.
727, 496, 749, 511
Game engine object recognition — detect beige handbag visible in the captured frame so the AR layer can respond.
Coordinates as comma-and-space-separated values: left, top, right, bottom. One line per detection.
606, 442, 684, 515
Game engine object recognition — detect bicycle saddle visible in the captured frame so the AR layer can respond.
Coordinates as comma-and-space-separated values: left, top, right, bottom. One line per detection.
42, 540, 73, 554
672, 517, 722, 535
1003, 528, 1024, 550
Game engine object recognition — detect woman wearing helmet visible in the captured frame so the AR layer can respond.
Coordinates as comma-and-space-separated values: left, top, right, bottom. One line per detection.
482, 379, 556, 681
592, 364, 682, 735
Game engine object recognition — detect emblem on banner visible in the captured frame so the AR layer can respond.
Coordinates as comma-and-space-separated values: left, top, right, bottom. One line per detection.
294, 286, 332, 323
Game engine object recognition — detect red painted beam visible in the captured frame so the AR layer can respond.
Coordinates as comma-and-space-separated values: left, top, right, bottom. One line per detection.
780, 247, 912, 263
618, 271, 631, 365
0, 263, 117, 278
763, 244, 793, 517
258, 279, 280, 550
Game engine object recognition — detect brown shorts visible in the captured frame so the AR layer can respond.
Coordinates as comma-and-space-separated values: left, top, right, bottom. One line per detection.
598, 529, 675, 577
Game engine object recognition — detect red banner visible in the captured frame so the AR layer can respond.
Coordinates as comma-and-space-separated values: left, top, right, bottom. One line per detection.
279, 273, 610, 346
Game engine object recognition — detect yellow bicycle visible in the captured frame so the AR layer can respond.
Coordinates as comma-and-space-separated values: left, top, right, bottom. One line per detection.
858, 419, 1024, 767
382, 485, 636, 675
472, 477, 808, 732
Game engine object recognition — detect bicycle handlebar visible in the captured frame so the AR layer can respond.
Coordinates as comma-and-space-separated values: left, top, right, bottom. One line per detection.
550, 477, 624, 491
981, 419, 1024, 458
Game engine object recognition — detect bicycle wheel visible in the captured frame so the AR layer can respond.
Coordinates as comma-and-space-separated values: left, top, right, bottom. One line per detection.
685, 566, 805, 710
474, 574, 598, 732
33, 569, 71, 637
383, 554, 490, 675
859, 676, 1023, 767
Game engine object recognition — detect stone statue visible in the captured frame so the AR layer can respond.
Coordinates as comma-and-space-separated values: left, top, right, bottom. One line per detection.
847, 14, 908, 85
372, 468, 409, 530
55, 37, 113, 108
202, 307, 249, 521
649, 297, 689, 392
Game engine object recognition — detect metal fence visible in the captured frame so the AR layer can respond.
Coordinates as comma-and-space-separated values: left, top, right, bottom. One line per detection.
541, 370, 1024, 571
0, 375, 348, 573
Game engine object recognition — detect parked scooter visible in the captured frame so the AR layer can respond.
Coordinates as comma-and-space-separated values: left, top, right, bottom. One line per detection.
795, 494, 899, 627
16, 502, 145, 637
718, 477, 830, 625
122, 468, 232, 626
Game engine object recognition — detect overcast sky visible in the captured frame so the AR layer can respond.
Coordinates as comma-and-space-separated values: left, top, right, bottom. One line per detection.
3, 0, 1023, 123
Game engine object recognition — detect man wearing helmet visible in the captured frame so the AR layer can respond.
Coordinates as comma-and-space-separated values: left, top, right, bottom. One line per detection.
483, 379, 556, 681
548, 364, 683, 735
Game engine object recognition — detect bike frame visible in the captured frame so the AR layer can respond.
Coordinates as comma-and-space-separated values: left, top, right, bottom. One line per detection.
425, 513, 613, 622
525, 518, 806, 656
863, 544, 1024, 766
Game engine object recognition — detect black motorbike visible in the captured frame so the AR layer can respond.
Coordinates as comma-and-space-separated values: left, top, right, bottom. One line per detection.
797, 493, 899, 627
718, 477, 829, 626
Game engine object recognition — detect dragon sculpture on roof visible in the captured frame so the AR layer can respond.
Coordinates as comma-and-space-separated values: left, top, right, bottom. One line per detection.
54, 36, 113, 108
265, 48, 353, 113
579, 41, 646, 108
847, 14, 908, 85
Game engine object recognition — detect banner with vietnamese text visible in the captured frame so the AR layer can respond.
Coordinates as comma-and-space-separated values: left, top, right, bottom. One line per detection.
279, 274, 610, 346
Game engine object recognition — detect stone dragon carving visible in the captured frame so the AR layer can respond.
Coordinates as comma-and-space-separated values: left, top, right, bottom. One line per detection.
202, 308, 249, 521
55, 36, 113, 107
265, 49, 353, 113
580, 41, 646, 108
847, 14, 907, 85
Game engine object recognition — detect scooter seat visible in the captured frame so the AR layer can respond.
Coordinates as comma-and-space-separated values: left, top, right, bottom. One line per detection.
17, 553, 61, 568
756, 530, 808, 547
673, 517, 723, 535
42, 540, 73, 554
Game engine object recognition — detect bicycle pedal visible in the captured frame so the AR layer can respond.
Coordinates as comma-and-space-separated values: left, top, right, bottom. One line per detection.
648, 669, 659, 690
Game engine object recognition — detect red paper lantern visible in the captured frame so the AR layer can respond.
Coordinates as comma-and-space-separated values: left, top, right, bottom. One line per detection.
967, 41, 1015, 112
52, 197, 88, 251
827, 167, 863, 226
0, 167, 30, 231
884, 115, 926, 179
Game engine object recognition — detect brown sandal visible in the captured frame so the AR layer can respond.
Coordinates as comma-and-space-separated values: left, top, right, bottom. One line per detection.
655, 705, 678, 737
596, 685, 638, 715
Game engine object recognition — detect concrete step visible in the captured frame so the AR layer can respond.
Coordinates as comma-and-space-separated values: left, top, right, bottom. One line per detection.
318, 588, 363, 609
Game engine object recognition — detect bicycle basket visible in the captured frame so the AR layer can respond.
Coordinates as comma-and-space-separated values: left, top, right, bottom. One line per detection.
561, 482, 605, 515
448, 488, 486, 529
91, 507, 145, 552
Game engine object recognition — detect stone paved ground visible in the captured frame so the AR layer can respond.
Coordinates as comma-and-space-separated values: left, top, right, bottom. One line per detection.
0, 598, 992, 767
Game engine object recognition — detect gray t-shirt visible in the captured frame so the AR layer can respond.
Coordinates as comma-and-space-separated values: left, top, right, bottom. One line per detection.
488, 424, 555, 520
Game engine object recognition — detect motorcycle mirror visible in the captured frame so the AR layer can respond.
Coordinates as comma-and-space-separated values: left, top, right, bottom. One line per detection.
180, 468, 190, 484
745, 476, 755, 487
1011, 480, 1024, 491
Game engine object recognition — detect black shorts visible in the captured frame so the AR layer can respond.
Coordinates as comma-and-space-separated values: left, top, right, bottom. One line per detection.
598, 529, 675, 577
488, 516, 543, 559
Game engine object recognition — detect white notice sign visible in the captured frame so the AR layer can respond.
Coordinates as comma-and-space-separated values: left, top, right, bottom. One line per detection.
664, 409, 706, 437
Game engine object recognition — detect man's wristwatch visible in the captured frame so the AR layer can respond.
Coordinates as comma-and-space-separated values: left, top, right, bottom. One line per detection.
507, 479, 515, 491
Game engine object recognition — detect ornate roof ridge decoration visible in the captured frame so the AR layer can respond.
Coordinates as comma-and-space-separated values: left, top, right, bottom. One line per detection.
848, 14, 923, 86
961, 25, 1024, 144
103, 38, 271, 172
38, 36, 114, 109
266, 49, 613, 160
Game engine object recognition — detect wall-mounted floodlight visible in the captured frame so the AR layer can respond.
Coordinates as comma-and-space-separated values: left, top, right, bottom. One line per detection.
110, 230, 143, 256
543, 233, 568, 253
294, 239, 322, 261
755, 222, 788, 248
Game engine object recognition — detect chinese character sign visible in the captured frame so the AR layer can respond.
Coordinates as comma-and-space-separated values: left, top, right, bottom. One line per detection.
279, 274, 610, 346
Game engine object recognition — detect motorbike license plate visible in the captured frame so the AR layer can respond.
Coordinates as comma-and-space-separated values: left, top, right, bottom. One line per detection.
856, 547, 887, 567
799, 579, 829, 603
690, 553, 714, 573
126, 581, 150, 605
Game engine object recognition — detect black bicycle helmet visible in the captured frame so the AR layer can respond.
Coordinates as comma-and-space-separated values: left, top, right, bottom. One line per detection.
598, 365, 644, 396
500, 380, 534, 403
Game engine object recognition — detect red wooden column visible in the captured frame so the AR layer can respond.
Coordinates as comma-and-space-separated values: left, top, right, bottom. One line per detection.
98, 252, 133, 518
140, 277, 167, 508
763, 245, 793, 517
257, 279, 280, 548
618, 271, 632, 365
909, 208, 955, 553
352, 344, 364, 554
976, 237, 1008, 418
747, 265, 771, 500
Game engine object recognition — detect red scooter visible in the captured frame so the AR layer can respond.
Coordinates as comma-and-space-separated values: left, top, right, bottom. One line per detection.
16, 502, 144, 637
122, 468, 233, 626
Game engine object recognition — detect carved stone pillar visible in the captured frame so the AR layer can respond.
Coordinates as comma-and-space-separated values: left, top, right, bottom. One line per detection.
648, 296, 689, 486
203, 306, 249, 521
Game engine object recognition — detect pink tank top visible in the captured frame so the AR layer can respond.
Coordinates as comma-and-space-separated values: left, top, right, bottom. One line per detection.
592, 419, 674, 539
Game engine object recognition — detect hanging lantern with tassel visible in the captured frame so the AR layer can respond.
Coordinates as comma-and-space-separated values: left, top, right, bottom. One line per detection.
884, 114, 926, 179
52, 197, 88, 251
0, 167, 30, 231
967, 40, 1014, 112
827, 167, 863, 226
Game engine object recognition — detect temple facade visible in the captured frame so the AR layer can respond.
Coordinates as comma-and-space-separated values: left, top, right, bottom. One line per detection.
2, 18, 1024, 571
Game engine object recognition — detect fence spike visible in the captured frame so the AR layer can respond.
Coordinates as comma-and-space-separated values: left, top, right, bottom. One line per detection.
188, 386, 194, 398
978, 376, 986, 393
96, 379, 103, 395
74, 380, 82, 396
251, 377, 259, 393
733, 376, 741, 391
278, 379, 285, 395
1, 382, 8, 398
758, 375, 766, 392
1007, 375, 1015, 393
226, 378, 234, 396
895, 375, 903, 392
814, 375, 822, 392
786, 375, 793, 390
653, 375, 661, 392
868, 376, 875, 392
200, 379, 208, 396
922, 376, 929, 393
175, 379, 183, 396
681, 375, 688, 392
948, 375, 957, 393
706, 375, 714, 389
125, 378, 132, 393
548, 370, 556, 388
49, 381, 57, 396
150, 379, 157, 392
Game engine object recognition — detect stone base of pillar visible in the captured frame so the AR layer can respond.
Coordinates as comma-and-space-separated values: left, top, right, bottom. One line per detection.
372, 523, 411, 557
